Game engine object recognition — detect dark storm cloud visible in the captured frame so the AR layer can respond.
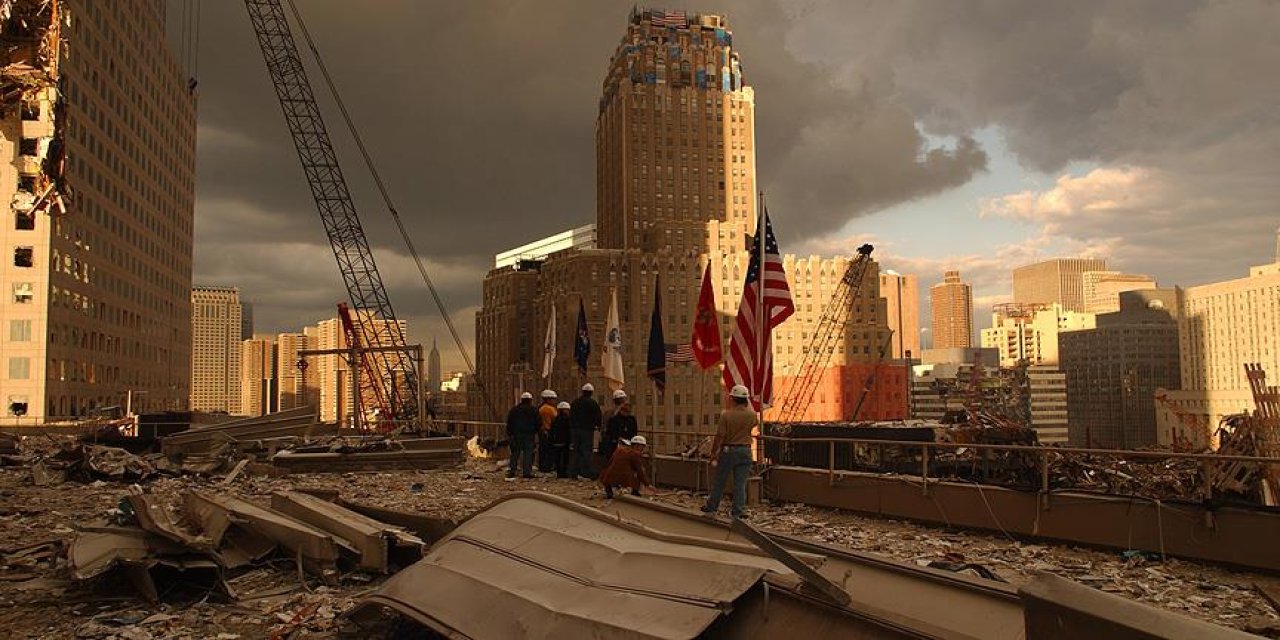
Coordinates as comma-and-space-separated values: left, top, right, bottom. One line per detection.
188, 1, 1279, 366
189, 0, 986, 364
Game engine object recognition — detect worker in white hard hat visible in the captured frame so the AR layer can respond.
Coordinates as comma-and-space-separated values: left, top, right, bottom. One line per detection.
568, 382, 602, 479
505, 392, 539, 480
600, 435, 650, 499
701, 384, 757, 518
601, 389, 637, 462
536, 389, 559, 473
547, 401, 574, 478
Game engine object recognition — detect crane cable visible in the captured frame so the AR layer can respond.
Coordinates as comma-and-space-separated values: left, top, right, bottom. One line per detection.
282, 0, 501, 421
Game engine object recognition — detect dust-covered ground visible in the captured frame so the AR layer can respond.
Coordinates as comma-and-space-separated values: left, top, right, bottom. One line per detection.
1, 458, 1278, 639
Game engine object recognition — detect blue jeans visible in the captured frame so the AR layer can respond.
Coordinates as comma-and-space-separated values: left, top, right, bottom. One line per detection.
568, 430, 595, 477
508, 433, 535, 477
704, 445, 752, 516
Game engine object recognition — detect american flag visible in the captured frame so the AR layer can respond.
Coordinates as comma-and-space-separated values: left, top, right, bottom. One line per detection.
665, 343, 694, 363
652, 9, 687, 28
722, 209, 794, 409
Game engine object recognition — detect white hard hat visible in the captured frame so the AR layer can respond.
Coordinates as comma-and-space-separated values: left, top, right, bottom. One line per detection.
629, 435, 647, 447
581, 383, 594, 392
540, 389, 557, 399
557, 401, 571, 410
612, 389, 628, 400
730, 385, 750, 399
520, 392, 533, 400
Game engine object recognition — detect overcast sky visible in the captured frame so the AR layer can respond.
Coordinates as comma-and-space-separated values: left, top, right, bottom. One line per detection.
182, 0, 1280, 365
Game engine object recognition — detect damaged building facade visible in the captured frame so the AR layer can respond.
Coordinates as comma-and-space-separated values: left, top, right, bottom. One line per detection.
473, 9, 902, 441
0, 0, 196, 420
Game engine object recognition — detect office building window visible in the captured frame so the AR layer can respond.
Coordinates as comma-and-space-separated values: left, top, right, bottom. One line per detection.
8, 357, 30, 380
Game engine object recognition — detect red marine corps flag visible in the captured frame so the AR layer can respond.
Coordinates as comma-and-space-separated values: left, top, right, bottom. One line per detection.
723, 208, 794, 410
691, 262, 723, 370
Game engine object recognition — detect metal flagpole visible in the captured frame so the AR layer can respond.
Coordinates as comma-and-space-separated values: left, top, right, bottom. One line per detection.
754, 192, 767, 460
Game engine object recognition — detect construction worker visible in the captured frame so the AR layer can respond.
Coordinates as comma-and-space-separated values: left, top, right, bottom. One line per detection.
536, 389, 558, 473
505, 392, 539, 480
549, 401, 573, 478
601, 390, 638, 463
701, 384, 756, 518
600, 435, 650, 499
569, 383, 602, 479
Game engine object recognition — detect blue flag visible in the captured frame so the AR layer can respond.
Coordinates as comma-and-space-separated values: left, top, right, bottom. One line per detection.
574, 299, 590, 376
647, 276, 666, 394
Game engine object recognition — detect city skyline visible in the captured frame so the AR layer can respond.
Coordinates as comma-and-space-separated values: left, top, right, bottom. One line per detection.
180, 2, 1279, 370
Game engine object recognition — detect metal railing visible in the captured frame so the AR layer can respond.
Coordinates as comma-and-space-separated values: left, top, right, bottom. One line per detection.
755, 434, 1278, 504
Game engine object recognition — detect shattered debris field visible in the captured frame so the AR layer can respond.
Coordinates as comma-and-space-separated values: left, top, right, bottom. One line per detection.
2, 455, 1280, 639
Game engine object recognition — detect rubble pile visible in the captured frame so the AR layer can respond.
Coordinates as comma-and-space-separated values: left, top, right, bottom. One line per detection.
2, 454, 1279, 637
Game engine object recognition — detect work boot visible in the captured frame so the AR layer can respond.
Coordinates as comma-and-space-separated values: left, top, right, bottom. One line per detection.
699, 505, 715, 516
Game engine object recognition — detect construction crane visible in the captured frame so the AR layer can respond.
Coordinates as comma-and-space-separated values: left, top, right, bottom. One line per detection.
243, 0, 417, 428
775, 244, 875, 423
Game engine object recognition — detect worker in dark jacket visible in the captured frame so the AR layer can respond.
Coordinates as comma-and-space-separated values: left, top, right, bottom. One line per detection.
548, 401, 573, 478
505, 392, 539, 480
600, 436, 650, 499
568, 383, 602, 479
601, 391, 638, 462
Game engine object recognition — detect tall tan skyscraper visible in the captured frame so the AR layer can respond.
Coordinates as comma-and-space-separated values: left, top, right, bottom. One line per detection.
596, 9, 753, 253
930, 270, 973, 349
191, 287, 243, 414
1013, 258, 1107, 312
0, 1, 196, 420
474, 9, 902, 436
240, 336, 277, 417
880, 272, 920, 359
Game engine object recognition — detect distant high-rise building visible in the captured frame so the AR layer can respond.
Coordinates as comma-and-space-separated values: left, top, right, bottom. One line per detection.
0, 1, 196, 420
1026, 366, 1068, 444
428, 338, 442, 394
980, 302, 1095, 367
1082, 271, 1157, 314
240, 302, 255, 340
1060, 289, 1181, 448
930, 270, 973, 349
306, 313, 408, 426
880, 272, 920, 359
240, 336, 277, 417
1012, 258, 1107, 312
275, 331, 318, 412
473, 9, 902, 439
191, 287, 243, 414
1160, 231, 1280, 447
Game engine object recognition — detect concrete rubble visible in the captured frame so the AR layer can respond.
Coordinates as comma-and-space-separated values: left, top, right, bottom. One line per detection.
0, 455, 1273, 637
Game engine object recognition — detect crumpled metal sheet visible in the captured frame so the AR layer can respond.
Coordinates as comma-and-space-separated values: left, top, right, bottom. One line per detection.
350, 492, 798, 640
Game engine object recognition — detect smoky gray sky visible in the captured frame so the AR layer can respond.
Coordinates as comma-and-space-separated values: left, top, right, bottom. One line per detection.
183, 1, 1280, 363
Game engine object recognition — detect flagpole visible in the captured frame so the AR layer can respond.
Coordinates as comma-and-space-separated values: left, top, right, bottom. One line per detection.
755, 192, 767, 457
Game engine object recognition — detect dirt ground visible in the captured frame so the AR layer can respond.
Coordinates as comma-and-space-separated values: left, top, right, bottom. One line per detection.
1, 458, 1278, 639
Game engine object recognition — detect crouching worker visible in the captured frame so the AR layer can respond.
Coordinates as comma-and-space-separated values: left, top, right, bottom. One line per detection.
599, 435, 651, 499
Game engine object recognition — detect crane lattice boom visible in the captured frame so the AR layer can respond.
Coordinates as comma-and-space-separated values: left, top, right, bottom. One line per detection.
775, 244, 875, 424
244, 0, 418, 426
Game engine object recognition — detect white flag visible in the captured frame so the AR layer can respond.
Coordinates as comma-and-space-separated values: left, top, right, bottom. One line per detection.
603, 288, 625, 391
541, 303, 556, 379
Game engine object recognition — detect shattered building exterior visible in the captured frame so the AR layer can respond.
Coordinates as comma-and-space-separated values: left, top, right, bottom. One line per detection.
473, 9, 899, 441
1, 0, 196, 420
